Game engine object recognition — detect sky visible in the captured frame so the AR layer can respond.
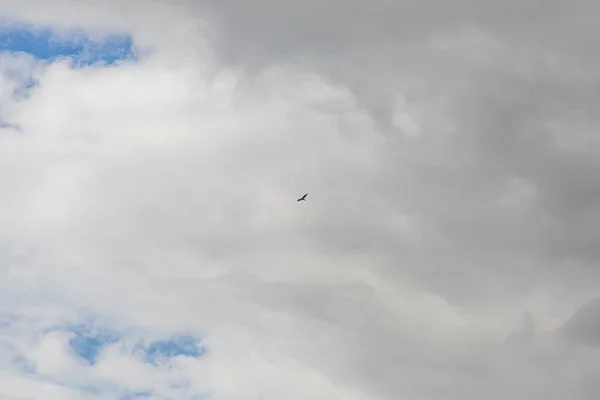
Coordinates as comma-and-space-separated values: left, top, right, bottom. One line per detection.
0, 0, 598, 399
0, 19, 134, 64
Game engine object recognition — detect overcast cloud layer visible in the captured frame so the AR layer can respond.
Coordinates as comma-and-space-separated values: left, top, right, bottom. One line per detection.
0, 0, 599, 399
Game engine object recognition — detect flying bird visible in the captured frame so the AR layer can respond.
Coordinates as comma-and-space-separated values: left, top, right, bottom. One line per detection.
297, 193, 308, 202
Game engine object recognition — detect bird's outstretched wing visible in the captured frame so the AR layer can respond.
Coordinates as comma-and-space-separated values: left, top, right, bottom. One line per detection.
297, 193, 308, 201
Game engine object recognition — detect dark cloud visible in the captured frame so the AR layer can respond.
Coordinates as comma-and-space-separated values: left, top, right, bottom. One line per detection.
562, 298, 600, 346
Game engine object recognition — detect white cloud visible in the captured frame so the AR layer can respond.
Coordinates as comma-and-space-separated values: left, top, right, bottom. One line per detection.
0, 31, 394, 398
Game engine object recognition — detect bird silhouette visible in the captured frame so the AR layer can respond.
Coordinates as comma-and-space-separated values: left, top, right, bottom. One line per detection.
297, 193, 308, 202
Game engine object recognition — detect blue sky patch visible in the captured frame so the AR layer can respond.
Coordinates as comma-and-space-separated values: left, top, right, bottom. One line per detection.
60, 321, 205, 366
145, 335, 206, 363
0, 19, 136, 66
120, 391, 153, 400
65, 322, 122, 365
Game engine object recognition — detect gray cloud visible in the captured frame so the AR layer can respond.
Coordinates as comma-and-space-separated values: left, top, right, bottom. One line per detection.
562, 298, 600, 346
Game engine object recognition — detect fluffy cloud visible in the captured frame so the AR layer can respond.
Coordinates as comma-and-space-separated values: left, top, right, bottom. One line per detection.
0, 0, 599, 399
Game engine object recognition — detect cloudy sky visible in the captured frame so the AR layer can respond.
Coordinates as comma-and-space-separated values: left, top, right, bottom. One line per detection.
0, 0, 598, 399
